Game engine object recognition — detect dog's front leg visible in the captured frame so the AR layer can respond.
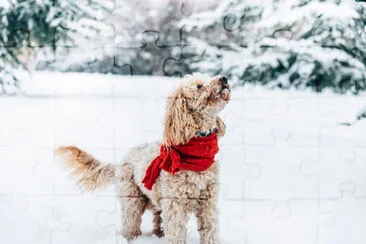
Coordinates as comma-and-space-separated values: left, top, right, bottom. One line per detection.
196, 198, 218, 244
161, 199, 188, 244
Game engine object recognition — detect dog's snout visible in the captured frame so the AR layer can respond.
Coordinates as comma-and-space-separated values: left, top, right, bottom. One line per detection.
219, 76, 228, 85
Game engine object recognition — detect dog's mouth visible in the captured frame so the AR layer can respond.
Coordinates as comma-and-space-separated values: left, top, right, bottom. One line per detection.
210, 84, 231, 102
220, 84, 231, 93
218, 83, 231, 101
208, 76, 231, 103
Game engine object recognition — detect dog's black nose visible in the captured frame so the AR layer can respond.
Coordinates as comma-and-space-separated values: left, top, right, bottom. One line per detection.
219, 76, 228, 85
219, 77, 227, 83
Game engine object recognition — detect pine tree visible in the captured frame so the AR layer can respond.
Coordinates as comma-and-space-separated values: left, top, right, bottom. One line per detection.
179, 0, 366, 94
0, 0, 102, 94
38, 0, 199, 76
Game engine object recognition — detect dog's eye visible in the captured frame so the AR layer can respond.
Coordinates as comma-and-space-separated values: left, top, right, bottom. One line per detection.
197, 84, 203, 89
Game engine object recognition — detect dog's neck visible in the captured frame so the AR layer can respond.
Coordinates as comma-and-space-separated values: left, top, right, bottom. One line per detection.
191, 112, 218, 138
192, 109, 217, 121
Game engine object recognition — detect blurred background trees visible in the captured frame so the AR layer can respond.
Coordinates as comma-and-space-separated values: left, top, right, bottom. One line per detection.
179, 0, 366, 94
1, 0, 366, 94
0, 0, 102, 94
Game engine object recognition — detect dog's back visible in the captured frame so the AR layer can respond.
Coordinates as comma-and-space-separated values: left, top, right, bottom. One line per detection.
57, 141, 219, 210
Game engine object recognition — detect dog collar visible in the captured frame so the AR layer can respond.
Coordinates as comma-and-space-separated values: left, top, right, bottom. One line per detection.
195, 128, 218, 137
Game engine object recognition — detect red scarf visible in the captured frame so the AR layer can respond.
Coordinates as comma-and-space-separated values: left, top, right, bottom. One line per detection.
142, 133, 219, 190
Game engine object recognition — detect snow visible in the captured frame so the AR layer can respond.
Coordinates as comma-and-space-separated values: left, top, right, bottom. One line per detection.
176, 0, 366, 94
259, 1, 358, 28
1, 72, 366, 244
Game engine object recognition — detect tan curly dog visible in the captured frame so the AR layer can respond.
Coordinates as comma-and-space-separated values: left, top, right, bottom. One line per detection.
56, 74, 231, 244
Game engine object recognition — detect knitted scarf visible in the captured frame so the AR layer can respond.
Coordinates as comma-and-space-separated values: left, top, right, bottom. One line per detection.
142, 133, 219, 190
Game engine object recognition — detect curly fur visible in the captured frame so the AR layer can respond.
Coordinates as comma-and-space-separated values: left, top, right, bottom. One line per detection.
56, 74, 231, 244
57, 146, 116, 191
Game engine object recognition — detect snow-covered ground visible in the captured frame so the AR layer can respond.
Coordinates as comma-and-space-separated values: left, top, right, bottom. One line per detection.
0, 72, 366, 244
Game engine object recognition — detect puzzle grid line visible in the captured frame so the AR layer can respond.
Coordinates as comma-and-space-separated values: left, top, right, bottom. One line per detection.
1, 71, 365, 244
1, 1, 366, 243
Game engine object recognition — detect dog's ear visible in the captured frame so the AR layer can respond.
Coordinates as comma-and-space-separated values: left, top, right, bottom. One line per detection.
216, 116, 226, 137
163, 91, 196, 146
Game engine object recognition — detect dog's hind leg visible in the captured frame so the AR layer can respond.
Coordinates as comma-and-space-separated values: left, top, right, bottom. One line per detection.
120, 195, 147, 241
119, 186, 148, 240
118, 165, 148, 241
152, 209, 164, 237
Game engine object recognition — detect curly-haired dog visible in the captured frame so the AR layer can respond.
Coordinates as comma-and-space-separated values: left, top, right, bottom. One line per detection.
56, 74, 231, 244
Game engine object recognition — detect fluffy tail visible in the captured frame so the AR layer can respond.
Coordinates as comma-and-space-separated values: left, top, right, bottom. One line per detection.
56, 146, 116, 192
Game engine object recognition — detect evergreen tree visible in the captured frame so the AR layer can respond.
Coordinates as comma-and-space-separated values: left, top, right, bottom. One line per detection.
37, 0, 203, 76
0, 0, 102, 94
179, 0, 366, 94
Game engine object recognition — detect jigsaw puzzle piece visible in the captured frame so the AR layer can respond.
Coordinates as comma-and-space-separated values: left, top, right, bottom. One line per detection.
140, 97, 166, 143
243, 89, 329, 147
162, 54, 186, 77
9, 26, 68, 49
320, 122, 366, 161
94, 0, 117, 21
0, 147, 54, 197
50, 196, 116, 244
219, 200, 246, 243
222, 84, 275, 146
4, 29, 31, 48
226, 85, 291, 146
318, 183, 366, 244
242, 199, 333, 244
110, 77, 179, 147
285, 95, 336, 146
112, 97, 160, 148
244, 129, 318, 209
114, 27, 185, 76
53, 88, 115, 148
301, 146, 366, 199
318, 94, 365, 122
219, 144, 260, 200
222, 98, 245, 145
0, 196, 65, 244
0, 95, 57, 147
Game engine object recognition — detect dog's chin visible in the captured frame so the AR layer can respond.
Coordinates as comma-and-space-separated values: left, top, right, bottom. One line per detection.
220, 87, 231, 102
207, 84, 231, 106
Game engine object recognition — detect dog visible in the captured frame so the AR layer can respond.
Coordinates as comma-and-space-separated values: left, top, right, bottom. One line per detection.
56, 74, 231, 244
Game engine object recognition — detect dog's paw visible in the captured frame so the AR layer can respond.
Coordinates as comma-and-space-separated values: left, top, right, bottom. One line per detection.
121, 229, 142, 241
153, 227, 164, 238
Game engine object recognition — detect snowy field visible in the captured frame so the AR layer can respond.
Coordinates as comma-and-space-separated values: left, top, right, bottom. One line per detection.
0, 72, 366, 244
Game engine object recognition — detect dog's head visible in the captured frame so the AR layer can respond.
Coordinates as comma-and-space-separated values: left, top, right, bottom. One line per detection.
163, 74, 231, 146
